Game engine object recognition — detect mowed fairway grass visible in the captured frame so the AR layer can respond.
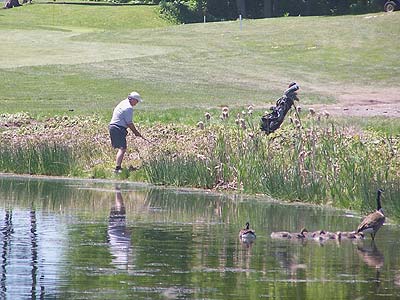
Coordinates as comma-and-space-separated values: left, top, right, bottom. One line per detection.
0, 5, 399, 124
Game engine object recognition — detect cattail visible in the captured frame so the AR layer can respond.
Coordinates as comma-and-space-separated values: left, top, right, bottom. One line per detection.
298, 150, 307, 160
196, 154, 207, 161
197, 121, 204, 129
204, 112, 211, 121
309, 108, 316, 116
222, 106, 229, 113
240, 118, 246, 129
297, 106, 302, 113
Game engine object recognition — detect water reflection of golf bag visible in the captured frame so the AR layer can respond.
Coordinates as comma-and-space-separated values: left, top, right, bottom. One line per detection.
261, 83, 300, 134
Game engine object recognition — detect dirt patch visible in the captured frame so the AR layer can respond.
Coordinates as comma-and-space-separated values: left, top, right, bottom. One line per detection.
309, 87, 400, 118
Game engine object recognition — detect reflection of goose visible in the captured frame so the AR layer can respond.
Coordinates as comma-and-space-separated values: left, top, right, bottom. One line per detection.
357, 241, 384, 269
357, 241, 384, 289
357, 189, 385, 240
394, 272, 400, 287
272, 248, 306, 279
239, 222, 256, 241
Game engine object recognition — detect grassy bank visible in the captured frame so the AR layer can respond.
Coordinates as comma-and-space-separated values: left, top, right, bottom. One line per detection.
1, 110, 399, 221
0, 4, 169, 30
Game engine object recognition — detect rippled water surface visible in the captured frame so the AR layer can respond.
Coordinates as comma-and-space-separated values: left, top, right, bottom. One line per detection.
0, 175, 399, 300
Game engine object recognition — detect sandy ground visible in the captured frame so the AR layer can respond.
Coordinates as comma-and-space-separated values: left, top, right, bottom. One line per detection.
309, 87, 400, 118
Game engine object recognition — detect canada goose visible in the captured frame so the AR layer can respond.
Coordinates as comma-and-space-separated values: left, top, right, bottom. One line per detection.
310, 230, 326, 237
239, 222, 256, 240
270, 231, 292, 239
357, 189, 385, 240
313, 234, 326, 242
311, 230, 340, 242
309, 230, 344, 242
292, 228, 308, 239
270, 228, 308, 240
354, 232, 365, 240
323, 231, 341, 240
340, 231, 364, 240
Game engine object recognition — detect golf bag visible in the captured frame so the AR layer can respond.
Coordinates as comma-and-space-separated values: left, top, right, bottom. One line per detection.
260, 83, 300, 134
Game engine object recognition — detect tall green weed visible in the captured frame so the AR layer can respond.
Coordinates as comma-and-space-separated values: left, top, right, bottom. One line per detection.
0, 142, 78, 176
144, 107, 400, 219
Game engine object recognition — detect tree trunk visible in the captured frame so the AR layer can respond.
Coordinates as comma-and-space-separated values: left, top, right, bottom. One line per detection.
4, 0, 21, 8
236, 0, 246, 17
263, 0, 273, 17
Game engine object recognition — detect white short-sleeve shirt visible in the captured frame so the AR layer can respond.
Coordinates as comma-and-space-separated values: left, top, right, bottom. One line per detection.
109, 99, 134, 128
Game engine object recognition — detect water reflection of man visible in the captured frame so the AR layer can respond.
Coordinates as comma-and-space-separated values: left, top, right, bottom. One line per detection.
107, 187, 132, 270
1, 210, 13, 297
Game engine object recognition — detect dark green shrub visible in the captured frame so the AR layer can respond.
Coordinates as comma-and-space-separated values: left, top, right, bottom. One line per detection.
159, 0, 203, 23
158, 0, 388, 23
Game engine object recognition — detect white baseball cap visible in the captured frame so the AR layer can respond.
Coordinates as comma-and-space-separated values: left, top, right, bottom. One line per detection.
127, 91, 143, 102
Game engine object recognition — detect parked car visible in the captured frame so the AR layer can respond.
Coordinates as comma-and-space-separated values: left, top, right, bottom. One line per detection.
384, 0, 400, 12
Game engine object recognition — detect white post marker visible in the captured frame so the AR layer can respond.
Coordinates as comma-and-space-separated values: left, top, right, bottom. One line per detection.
204, 15, 206, 23
239, 14, 243, 30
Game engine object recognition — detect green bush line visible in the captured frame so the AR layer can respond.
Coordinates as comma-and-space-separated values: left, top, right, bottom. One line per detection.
158, 0, 387, 24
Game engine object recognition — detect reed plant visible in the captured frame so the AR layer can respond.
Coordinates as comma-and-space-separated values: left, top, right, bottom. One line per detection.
144, 155, 217, 188
144, 106, 400, 219
0, 113, 106, 177
0, 142, 77, 176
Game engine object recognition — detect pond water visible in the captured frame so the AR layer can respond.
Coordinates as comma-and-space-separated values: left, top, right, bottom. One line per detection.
0, 175, 399, 300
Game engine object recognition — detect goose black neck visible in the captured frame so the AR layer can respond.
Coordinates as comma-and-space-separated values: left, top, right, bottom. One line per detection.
376, 190, 382, 211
